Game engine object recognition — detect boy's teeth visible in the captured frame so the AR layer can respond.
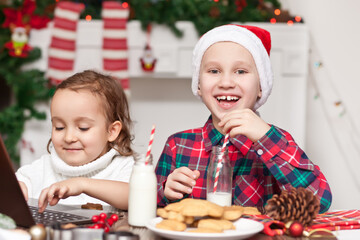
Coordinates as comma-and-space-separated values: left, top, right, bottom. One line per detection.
216, 96, 239, 101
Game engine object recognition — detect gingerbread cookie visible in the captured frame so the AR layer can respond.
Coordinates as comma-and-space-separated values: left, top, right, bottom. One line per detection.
156, 219, 187, 231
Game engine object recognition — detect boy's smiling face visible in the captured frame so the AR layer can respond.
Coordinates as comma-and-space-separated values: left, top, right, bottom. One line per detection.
198, 41, 262, 130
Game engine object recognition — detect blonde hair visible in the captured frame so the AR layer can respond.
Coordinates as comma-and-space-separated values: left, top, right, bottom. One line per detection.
48, 70, 133, 156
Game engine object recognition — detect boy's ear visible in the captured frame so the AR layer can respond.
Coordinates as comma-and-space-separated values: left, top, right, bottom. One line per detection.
197, 84, 202, 97
257, 83, 262, 99
107, 121, 122, 142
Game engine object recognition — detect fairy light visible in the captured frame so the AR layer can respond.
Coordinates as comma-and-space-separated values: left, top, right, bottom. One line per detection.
287, 20, 294, 26
85, 15, 92, 21
270, 18, 276, 24
274, 9, 281, 15
122, 2, 129, 8
295, 16, 302, 22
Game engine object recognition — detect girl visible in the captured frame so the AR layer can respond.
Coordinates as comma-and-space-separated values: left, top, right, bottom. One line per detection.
16, 70, 134, 212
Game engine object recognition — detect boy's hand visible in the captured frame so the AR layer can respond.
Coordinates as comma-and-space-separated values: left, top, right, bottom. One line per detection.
38, 178, 86, 213
18, 181, 28, 202
218, 109, 271, 142
164, 167, 200, 201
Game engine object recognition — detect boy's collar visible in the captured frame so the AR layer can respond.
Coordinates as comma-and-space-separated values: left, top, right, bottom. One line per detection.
202, 116, 252, 156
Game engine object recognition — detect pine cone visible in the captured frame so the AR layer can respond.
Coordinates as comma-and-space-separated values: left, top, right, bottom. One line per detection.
265, 187, 320, 226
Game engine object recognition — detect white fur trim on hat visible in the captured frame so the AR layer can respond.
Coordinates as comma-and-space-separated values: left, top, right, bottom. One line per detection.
191, 25, 273, 110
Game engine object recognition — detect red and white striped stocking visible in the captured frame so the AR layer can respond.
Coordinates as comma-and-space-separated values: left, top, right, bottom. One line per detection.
47, 2, 84, 85
102, 1, 130, 96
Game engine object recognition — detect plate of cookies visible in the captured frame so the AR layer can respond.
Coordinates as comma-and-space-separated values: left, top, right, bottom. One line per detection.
146, 198, 264, 240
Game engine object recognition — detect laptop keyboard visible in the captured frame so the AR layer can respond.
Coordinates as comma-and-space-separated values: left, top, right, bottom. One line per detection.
29, 205, 90, 225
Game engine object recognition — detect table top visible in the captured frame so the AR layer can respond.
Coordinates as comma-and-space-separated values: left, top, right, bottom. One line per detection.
112, 212, 339, 240
14, 210, 358, 240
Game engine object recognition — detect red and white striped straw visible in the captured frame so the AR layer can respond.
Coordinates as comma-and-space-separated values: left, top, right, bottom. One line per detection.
214, 133, 229, 192
145, 124, 156, 165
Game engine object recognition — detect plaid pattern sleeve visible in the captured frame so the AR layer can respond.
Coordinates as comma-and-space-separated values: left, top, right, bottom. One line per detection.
155, 135, 176, 207
253, 126, 332, 213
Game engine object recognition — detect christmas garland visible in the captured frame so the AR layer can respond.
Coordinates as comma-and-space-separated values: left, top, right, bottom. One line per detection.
129, 0, 283, 37
0, 0, 287, 165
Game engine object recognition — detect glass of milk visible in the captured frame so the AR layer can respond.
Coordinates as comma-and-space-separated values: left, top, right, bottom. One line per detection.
128, 154, 157, 227
206, 146, 233, 206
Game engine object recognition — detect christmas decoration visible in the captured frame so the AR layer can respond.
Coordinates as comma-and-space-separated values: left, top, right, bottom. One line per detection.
265, 187, 320, 226
89, 213, 119, 233
47, 2, 85, 85
140, 44, 157, 72
129, 0, 287, 37
286, 221, 304, 237
102, 1, 130, 95
2, 0, 51, 30
29, 224, 47, 240
139, 25, 157, 72
2, 0, 50, 58
4, 13, 32, 58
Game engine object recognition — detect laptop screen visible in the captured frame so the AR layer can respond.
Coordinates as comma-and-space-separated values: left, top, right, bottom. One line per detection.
0, 136, 36, 227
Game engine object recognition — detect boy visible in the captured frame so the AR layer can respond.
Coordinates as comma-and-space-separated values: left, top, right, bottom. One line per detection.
155, 25, 332, 213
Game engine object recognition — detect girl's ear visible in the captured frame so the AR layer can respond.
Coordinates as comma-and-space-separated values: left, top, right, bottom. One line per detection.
107, 121, 122, 142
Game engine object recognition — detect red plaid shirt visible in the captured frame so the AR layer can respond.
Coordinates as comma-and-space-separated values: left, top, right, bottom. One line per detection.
155, 117, 332, 213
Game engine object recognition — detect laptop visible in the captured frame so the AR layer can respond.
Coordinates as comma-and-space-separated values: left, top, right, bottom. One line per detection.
0, 136, 106, 227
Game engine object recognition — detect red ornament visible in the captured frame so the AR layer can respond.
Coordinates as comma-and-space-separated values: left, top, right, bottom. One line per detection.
288, 221, 304, 237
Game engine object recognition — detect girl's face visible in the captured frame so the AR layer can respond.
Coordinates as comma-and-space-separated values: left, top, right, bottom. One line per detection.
50, 89, 119, 166
198, 42, 262, 129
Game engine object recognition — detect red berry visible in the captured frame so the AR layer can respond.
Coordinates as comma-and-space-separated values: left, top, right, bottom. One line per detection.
288, 221, 304, 237
99, 213, 107, 220
92, 215, 100, 223
93, 223, 102, 229
104, 226, 110, 232
98, 219, 105, 226
110, 214, 119, 222
107, 218, 114, 226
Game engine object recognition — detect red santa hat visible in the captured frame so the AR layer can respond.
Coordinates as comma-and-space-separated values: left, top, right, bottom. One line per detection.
191, 24, 273, 110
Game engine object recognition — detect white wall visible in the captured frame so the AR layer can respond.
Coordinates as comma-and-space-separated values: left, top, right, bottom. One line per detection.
279, 0, 360, 210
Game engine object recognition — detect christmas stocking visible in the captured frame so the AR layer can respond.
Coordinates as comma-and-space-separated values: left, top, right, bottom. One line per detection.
47, 2, 84, 85
102, 1, 130, 96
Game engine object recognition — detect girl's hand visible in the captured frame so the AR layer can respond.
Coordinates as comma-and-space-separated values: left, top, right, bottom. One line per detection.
18, 181, 28, 202
218, 109, 271, 142
164, 167, 200, 201
38, 178, 86, 213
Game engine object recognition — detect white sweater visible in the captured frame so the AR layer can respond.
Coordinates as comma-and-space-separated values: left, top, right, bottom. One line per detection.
15, 148, 134, 206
